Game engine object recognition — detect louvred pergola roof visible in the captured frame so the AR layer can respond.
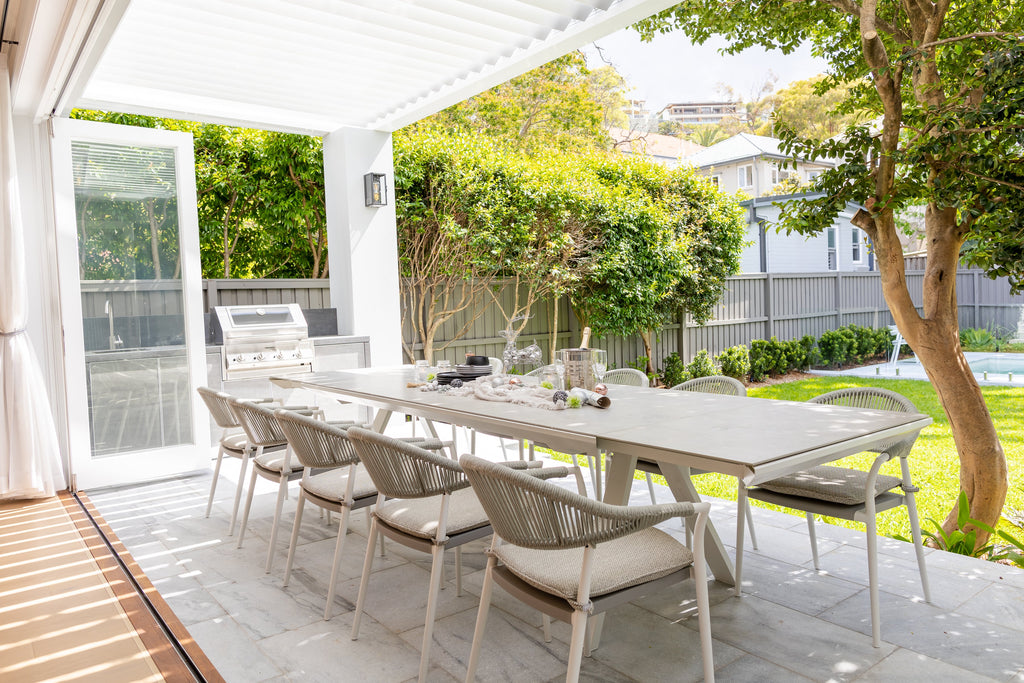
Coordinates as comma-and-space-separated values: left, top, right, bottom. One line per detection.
59, 0, 677, 134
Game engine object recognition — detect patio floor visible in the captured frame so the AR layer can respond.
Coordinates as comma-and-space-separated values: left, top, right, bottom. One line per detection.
84, 432, 1024, 683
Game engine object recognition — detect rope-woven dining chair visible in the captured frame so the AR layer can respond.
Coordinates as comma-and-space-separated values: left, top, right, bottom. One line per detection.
738, 387, 931, 647
346, 427, 555, 683
196, 387, 285, 534
601, 367, 649, 387
274, 409, 377, 619
460, 453, 714, 683
229, 397, 327, 574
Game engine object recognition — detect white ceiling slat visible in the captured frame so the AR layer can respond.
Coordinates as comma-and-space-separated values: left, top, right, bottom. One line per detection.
277, 0, 542, 48
455, 0, 560, 25
75, 0, 669, 134
373, 0, 682, 131
125, 3, 480, 72
164, 0, 496, 64
95, 31, 435, 98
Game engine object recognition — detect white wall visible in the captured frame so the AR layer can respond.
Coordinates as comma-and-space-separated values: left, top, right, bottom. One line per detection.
322, 127, 402, 367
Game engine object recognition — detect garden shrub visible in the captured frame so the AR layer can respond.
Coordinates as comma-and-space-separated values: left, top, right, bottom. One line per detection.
782, 339, 806, 373
818, 327, 856, 367
716, 345, 750, 381
749, 337, 786, 381
686, 349, 718, 379
659, 352, 690, 387
960, 327, 997, 351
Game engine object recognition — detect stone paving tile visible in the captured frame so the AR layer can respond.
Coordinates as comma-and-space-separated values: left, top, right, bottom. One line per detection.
710, 653, 816, 682
85, 459, 1024, 683
257, 613, 424, 683
186, 614, 284, 682
820, 590, 1024, 681
702, 592, 895, 681
855, 647, 999, 682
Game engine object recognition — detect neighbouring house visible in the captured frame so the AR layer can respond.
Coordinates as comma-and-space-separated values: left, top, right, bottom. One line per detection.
684, 132, 833, 196
608, 127, 704, 168
684, 133, 874, 273
740, 194, 875, 273
660, 101, 738, 127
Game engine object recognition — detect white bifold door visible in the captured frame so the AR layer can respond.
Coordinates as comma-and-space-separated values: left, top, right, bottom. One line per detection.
51, 118, 209, 489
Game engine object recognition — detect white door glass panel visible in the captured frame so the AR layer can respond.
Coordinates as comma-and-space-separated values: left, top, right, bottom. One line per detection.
52, 120, 208, 488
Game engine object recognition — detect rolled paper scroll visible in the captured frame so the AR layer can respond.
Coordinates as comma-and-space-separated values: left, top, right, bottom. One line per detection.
569, 387, 610, 409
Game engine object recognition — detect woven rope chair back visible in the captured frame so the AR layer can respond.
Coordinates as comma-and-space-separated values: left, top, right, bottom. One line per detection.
809, 387, 917, 457
347, 427, 466, 499
275, 410, 358, 470
197, 386, 240, 429
228, 397, 287, 448
460, 454, 664, 550
602, 368, 650, 387
672, 375, 746, 396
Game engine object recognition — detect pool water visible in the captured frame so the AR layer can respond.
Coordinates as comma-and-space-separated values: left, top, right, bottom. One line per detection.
969, 355, 1024, 374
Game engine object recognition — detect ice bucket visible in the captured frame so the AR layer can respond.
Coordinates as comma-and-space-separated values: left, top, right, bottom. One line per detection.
558, 348, 597, 390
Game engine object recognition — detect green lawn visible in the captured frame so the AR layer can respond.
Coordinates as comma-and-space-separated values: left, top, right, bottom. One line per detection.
546, 376, 1024, 540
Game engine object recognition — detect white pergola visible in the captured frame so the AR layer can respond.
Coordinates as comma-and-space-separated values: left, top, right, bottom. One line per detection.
1, 0, 676, 491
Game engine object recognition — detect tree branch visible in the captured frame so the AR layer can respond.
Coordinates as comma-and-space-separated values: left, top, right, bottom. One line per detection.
817, 0, 911, 43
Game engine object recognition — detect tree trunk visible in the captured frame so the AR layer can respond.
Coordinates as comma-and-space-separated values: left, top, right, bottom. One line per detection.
640, 330, 655, 380
872, 206, 1008, 540
146, 199, 162, 279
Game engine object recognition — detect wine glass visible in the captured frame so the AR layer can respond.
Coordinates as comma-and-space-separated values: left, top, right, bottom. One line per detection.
591, 349, 608, 384
553, 358, 566, 390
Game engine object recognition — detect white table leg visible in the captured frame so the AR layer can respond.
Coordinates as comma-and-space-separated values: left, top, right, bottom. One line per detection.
658, 463, 735, 586
371, 409, 392, 433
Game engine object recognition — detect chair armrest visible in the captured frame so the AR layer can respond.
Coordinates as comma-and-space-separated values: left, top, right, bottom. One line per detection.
498, 461, 544, 470
523, 466, 572, 481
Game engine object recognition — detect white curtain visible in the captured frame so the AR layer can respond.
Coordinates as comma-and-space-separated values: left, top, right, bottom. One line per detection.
1, 61, 66, 499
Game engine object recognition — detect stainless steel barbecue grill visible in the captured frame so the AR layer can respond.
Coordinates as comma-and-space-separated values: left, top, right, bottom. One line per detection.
213, 304, 315, 380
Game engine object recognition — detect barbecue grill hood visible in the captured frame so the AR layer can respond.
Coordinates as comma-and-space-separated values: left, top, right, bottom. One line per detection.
213, 304, 315, 380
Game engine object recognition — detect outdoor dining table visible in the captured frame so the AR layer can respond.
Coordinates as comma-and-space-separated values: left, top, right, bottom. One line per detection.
271, 366, 933, 588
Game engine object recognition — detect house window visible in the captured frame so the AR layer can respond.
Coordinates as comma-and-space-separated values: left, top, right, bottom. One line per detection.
709, 174, 721, 187
852, 229, 863, 263
827, 226, 837, 270
770, 165, 790, 186
806, 169, 822, 181
737, 164, 754, 189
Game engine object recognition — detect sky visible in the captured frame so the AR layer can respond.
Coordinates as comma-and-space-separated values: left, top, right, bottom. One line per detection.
582, 27, 829, 112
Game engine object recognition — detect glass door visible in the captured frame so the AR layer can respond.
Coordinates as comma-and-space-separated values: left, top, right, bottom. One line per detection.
51, 119, 209, 489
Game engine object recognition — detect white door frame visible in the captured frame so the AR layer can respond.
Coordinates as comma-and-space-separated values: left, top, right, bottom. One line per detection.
50, 117, 209, 489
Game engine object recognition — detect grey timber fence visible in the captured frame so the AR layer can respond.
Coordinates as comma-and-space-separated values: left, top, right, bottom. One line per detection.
80, 270, 1024, 371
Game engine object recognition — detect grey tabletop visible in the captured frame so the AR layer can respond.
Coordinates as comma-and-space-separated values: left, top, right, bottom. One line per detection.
273, 367, 933, 485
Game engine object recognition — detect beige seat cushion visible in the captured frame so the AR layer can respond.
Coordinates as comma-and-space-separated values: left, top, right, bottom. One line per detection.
253, 449, 303, 474
494, 528, 693, 601
221, 432, 286, 454
375, 487, 488, 539
759, 465, 902, 506
302, 467, 377, 502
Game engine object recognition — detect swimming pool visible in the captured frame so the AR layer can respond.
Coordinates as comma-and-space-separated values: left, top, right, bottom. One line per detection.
968, 355, 1024, 375
820, 352, 1024, 385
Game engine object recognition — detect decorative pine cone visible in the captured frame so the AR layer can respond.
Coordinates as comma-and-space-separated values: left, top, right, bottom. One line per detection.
450, 378, 464, 388
552, 390, 568, 403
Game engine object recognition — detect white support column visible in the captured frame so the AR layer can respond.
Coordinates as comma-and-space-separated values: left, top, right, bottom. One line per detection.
322, 127, 402, 367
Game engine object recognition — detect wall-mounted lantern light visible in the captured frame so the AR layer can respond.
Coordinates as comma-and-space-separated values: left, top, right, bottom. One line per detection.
364, 172, 387, 207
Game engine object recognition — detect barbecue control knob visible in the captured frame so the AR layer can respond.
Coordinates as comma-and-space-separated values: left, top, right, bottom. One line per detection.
255, 353, 265, 361
276, 351, 285, 360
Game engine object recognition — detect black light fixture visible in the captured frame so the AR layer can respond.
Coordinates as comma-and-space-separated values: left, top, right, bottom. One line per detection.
364, 172, 387, 207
